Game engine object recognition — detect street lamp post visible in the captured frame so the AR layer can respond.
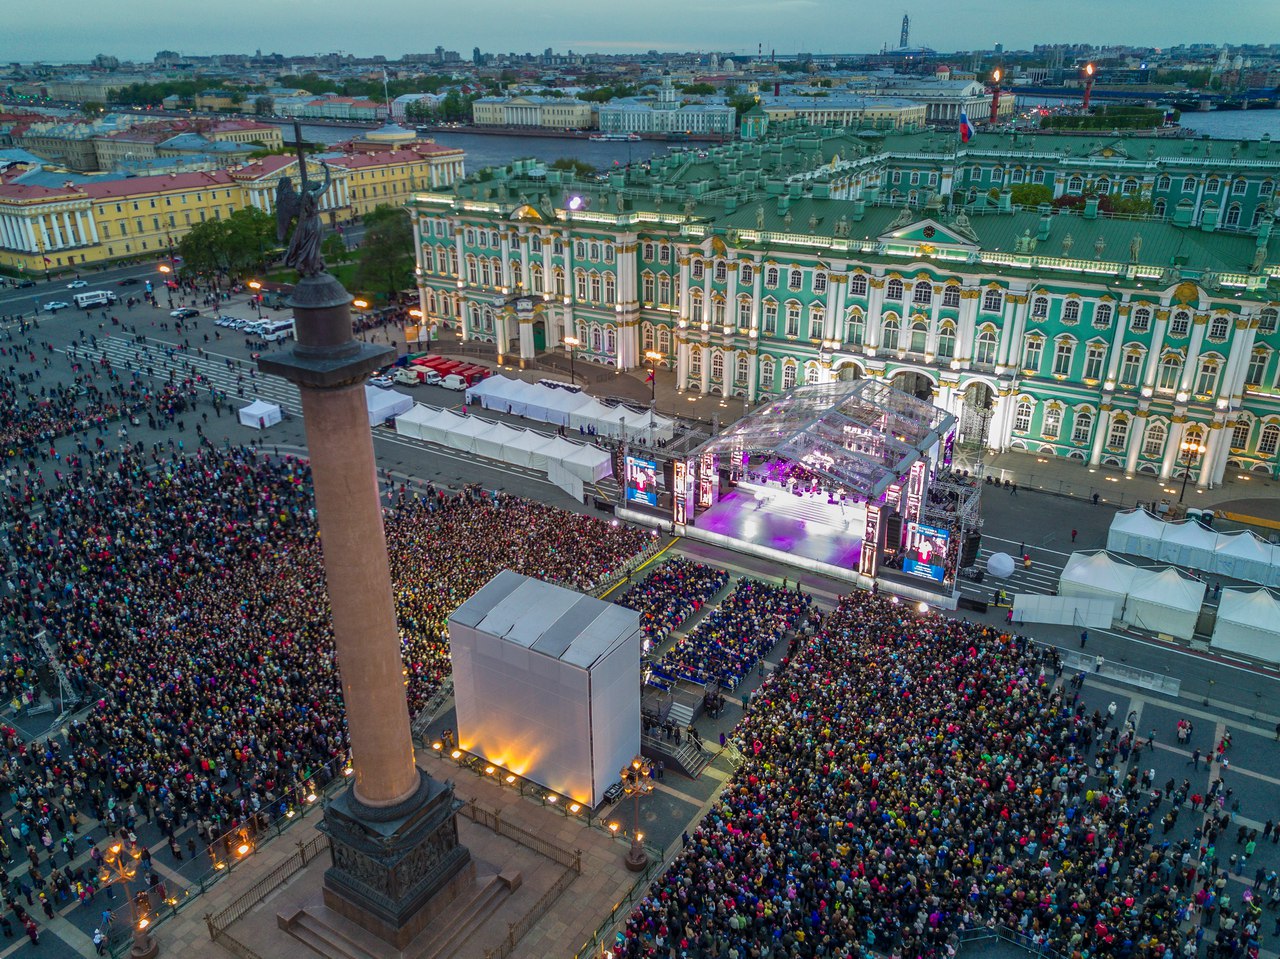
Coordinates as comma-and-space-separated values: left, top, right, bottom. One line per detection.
618, 755, 655, 872
99, 842, 158, 959
1178, 438, 1206, 504
564, 335, 580, 386
247, 280, 263, 319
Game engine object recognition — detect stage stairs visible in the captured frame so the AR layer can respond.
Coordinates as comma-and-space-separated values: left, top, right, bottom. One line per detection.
641, 731, 711, 779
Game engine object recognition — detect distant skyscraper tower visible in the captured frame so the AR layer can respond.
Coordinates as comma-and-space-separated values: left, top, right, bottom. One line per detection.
900, 13, 910, 50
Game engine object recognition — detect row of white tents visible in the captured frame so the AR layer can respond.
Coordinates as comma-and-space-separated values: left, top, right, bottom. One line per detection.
1107, 508, 1280, 587
464, 375, 676, 442
394, 405, 612, 483
1059, 549, 1280, 663
1059, 551, 1206, 640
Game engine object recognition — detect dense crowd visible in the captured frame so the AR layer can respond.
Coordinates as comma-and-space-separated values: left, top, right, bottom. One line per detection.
621, 592, 1264, 959
651, 580, 812, 689
0, 443, 649, 943
618, 559, 730, 643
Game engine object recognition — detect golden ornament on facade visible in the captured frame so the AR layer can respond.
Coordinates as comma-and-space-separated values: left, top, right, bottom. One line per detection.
1172, 281, 1200, 306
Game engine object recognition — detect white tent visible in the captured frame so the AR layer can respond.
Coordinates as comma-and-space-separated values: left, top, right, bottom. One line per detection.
501, 429, 554, 470
1211, 589, 1280, 664
470, 423, 512, 461
393, 404, 436, 440
561, 442, 613, 482
1269, 545, 1280, 590
463, 374, 515, 407
238, 399, 282, 430
1121, 567, 1205, 640
1058, 552, 1140, 619
365, 386, 413, 426
1214, 531, 1274, 584
1106, 509, 1167, 558
1156, 521, 1219, 570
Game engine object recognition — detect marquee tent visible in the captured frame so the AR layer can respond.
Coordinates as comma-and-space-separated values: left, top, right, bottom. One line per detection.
1106, 509, 1168, 558
238, 399, 282, 430
393, 405, 612, 483
1214, 531, 1275, 585
464, 375, 675, 441
1121, 567, 1205, 640
1156, 521, 1219, 570
365, 385, 413, 427
1211, 589, 1280, 664
1058, 552, 1142, 619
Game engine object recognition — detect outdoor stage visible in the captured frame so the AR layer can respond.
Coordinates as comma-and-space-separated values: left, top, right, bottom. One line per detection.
694, 482, 864, 572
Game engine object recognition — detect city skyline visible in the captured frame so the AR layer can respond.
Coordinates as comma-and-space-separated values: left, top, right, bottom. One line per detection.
13, 0, 1280, 64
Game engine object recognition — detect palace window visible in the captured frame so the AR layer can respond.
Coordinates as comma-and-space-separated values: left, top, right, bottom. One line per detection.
1247, 349, 1268, 386
1262, 180, 1275, 198
765, 266, 779, 287
760, 358, 775, 389
1183, 176, 1197, 192
1072, 410, 1094, 445
642, 272, 655, 302
910, 320, 928, 353
575, 270, 588, 300
1208, 315, 1230, 341
885, 278, 903, 300
1143, 422, 1167, 458
736, 353, 748, 384
738, 297, 752, 326
1231, 419, 1252, 450
1062, 300, 1081, 325
714, 261, 727, 283
1083, 344, 1105, 380
781, 362, 797, 390
1261, 309, 1279, 334
740, 264, 753, 284
604, 273, 616, 303
1108, 416, 1129, 451
590, 272, 602, 302
1260, 424, 1280, 457
937, 323, 956, 359
785, 302, 801, 336
1130, 308, 1151, 333
1093, 303, 1113, 330
1225, 204, 1242, 228
1023, 337, 1043, 371
658, 244, 671, 263
642, 242, 655, 260
1157, 355, 1182, 392
531, 263, 544, 290
554, 268, 566, 296
849, 274, 867, 297
814, 272, 828, 295
589, 242, 600, 260
846, 308, 864, 346
1156, 175, 1171, 191
1014, 400, 1033, 433
942, 285, 961, 308
1053, 338, 1075, 376
712, 300, 726, 327
1120, 351, 1143, 385
810, 305, 826, 340
1042, 406, 1062, 439
882, 317, 901, 351
975, 329, 997, 366
1067, 176, 1083, 193
762, 301, 778, 335
691, 259, 704, 280
1031, 296, 1048, 319
788, 269, 803, 292
982, 289, 1003, 313
1233, 178, 1248, 195
690, 347, 701, 376
1196, 359, 1220, 396
711, 350, 724, 381
912, 283, 931, 305
1169, 311, 1191, 337
658, 274, 672, 306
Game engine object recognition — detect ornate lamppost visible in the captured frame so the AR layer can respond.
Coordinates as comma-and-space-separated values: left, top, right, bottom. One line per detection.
618, 756, 655, 872
99, 842, 158, 959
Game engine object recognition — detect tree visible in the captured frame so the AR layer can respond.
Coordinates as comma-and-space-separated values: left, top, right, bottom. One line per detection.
80, 101, 106, 118
1010, 184, 1053, 208
549, 157, 595, 177
176, 207, 276, 284
680, 82, 716, 95
354, 206, 414, 302
253, 95, 274, 116
321, 233, 348, 265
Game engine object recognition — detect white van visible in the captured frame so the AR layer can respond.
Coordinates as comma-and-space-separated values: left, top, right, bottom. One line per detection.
260, 320, 294, 342
440, 373, 468, 391
73, 290, 117, 309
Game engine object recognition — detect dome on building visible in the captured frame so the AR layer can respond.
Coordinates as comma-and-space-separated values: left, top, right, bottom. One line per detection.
363, 121, 417, 146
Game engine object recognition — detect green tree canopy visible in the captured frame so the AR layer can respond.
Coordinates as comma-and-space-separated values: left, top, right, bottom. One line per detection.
1010, 184, 1054, 208
549, 157, 596, 177
354, 206, 414, 302
176, 207, 276, 283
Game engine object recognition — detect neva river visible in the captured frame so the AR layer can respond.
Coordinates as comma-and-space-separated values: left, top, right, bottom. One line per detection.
291, 109, 1280, 176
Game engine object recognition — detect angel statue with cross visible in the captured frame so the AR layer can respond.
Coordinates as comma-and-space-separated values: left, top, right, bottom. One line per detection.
274, 124, 332, 277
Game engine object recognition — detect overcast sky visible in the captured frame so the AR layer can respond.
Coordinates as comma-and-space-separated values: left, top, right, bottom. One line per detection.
15, 0, 1280, 64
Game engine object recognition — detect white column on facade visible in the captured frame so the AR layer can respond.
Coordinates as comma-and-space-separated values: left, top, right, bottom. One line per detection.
957, 291, 982, 366
519, 233, 530, 292
499, 232, 512, 290
993, 293, 1021, 370
61, 212, 75, 246
1089, 406, 1111, 467
49, 213, 64, 249
23, 219, 38, 252
676, 333, 691, 390
0, 215, 15, 249
1125, 412, 1147, 476
1159, 419, 1188, 481
1178, 317, 1208, 393
36, 218, 51, 252
1210, 420, 1234, 486
1224, 316, 1257, 407
677, 256, 691, 321
830, 276, 848, 345
699, 342, 711, 393
865, 277, 885, 351
1199, 419, 1225, 487
1103, 301, 1128, 384
747, 351, 759, 403
1142, 313, 1170, 390
73, 211, 87, 245
989, 389, 1013, 449
750, 261, 763, 334
454, 226, 466, 287
701, 267, 713, 328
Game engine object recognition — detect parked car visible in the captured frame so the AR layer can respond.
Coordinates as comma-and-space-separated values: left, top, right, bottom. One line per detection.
369, 374, 394, 389
16, 279, 36, 288
439, 373, 468, 391
43, 301, 70, 311
170, 307, 199, 319
66, 279, 88, 289
117, 277, 141, 286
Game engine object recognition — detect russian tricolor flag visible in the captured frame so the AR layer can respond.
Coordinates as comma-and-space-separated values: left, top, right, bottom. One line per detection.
959, 111, 976, 143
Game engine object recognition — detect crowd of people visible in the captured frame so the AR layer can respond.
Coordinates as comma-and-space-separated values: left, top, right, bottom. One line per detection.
621, 591, 1265, 959
650, 579, 812, 690
618, 559, 730, 643
0, 440, 650, 945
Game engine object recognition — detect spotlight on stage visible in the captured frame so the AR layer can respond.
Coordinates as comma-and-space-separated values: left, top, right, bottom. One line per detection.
566, 194, 590, 212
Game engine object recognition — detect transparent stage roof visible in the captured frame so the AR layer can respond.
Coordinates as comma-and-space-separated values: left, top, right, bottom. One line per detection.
691, 379, 955, 500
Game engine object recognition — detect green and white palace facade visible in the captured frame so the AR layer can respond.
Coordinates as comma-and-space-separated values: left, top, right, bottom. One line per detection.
410, 125, 1280, 486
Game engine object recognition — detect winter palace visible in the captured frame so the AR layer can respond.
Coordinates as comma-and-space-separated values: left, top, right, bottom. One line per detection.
410, 123, 1280, 486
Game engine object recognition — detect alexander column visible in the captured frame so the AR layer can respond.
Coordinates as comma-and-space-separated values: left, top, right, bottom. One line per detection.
260, 129, 472, 948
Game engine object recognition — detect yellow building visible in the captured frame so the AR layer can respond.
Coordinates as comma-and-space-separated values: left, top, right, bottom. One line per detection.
471, 95, 594, 129
762, 96, 928, 130
0, 135, 464, 273
194, 92, 238, 112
